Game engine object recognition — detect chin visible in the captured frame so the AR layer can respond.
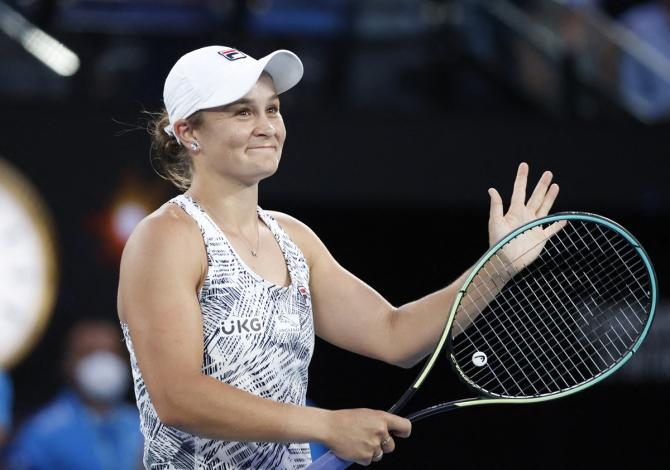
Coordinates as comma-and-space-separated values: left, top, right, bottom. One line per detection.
247, 163, 279, 185
258, 165, 279, 181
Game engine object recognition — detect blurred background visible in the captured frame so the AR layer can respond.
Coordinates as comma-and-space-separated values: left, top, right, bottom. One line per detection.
0, 0, 668, 468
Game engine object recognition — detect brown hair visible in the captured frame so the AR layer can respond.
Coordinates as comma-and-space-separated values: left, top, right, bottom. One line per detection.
148, 110, 203, 191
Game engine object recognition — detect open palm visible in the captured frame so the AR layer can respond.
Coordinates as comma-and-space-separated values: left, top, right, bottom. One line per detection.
488, 163, 564, 275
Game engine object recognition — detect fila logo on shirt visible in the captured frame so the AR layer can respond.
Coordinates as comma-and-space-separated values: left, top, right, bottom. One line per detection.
220, 317, 263, 335
218, 48, 247, 61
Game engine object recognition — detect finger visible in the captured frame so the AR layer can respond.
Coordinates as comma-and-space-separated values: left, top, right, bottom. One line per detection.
381, 436, 396, 454
527, 170, 553, 212
385, 414, 412, 438
537, 183, 560, 217
358, 458, 372, 467
510, 162, 529, 208
488, 188, 504, 222
372, 449, 384, 462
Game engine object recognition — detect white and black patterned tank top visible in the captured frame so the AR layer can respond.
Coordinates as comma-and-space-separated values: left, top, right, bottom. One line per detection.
122, 194, 315, 470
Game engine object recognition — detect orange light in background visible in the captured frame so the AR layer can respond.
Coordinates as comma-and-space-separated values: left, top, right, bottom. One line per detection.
88, 170, 170, 264
111, 200, 149, 243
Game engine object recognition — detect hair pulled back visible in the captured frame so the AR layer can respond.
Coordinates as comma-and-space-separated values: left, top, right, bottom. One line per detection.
148, 110, 203, 191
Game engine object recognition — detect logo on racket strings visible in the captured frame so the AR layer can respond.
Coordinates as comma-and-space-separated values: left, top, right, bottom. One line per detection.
472, 351, 488, 367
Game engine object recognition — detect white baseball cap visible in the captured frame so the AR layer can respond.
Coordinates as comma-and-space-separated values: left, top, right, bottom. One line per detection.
163, 45, 304, 141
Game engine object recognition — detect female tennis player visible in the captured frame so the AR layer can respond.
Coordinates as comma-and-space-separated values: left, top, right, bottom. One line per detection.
117, 45, 560, 469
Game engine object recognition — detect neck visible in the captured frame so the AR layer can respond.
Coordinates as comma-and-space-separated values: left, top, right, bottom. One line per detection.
186, 175, 260, 232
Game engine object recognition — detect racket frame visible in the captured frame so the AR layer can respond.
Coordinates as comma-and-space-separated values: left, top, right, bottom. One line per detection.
392, 212, 657, 420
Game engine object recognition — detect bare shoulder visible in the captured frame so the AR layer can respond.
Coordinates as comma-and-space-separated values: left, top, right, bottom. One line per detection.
265, 210, 318, 242
266, 210, 308, 233
120, 202, 205, 279
124, 203, 200, 256
265, 211, 326, 264
118, 202, 205, 321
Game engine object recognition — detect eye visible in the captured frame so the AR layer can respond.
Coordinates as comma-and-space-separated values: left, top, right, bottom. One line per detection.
235, 108, 251, 117
267, 105, 279, 114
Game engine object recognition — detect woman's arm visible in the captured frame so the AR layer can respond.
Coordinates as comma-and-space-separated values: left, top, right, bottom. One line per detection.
117, 204, 410, 465
274, 163, 560, 368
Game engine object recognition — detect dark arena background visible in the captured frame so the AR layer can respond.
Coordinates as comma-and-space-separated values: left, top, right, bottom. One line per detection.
0, 1, 668, 469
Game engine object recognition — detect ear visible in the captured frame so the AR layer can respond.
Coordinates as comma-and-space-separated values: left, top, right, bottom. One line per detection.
173, 119, 198, 147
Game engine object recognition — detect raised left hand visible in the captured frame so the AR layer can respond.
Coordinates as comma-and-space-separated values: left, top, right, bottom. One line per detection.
488, 162, 564, 274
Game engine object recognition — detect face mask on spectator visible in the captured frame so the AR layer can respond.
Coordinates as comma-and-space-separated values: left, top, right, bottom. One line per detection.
74, 351, 129, 404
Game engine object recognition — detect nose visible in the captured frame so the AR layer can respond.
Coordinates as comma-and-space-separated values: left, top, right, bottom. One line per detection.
254, 115, 277, 137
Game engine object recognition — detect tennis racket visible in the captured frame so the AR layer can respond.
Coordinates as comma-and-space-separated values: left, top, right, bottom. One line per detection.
308, 212, 657, 469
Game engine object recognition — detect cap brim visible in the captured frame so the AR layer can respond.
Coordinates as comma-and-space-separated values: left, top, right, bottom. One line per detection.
199, 49, 303, 111
258, 49, 304, 95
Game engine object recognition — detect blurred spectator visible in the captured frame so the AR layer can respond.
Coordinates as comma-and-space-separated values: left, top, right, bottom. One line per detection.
618, 0, 670, 120
5, 320, 143, 470
0, 369, 13, 447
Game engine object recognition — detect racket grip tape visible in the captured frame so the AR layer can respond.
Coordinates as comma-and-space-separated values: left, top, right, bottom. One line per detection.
306, 450, 352, 469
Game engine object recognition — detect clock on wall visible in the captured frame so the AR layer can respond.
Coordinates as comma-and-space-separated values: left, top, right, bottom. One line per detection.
0, 158, 58, 369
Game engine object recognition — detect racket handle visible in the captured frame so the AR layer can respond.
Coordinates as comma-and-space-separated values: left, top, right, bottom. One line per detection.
307, 451, 352, 470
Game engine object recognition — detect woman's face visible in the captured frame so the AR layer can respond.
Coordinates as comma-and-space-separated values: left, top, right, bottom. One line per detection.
192, 74, 286, 186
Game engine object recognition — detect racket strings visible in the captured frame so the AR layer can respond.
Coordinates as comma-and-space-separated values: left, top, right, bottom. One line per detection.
455, 221, 647, 345
538, 269, 636, 369
451, 220, 651, 398
470, 284, 566, 394
459, 283, 630, 395
556, 224, 649, 311
535, 225, 649, 348
464, 226, 648, 394
459, 270, 592, 394
492, 274, 592, 388
460, 231, 647, 394
459, 258, 583, 394
455, 236, 641, 377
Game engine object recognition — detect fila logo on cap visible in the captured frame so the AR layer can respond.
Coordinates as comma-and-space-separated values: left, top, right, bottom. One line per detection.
218, 48, 247, 61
